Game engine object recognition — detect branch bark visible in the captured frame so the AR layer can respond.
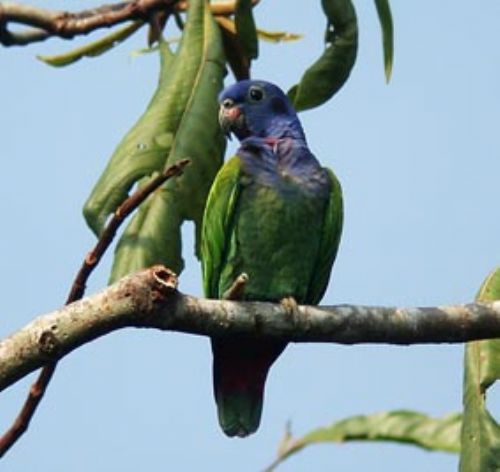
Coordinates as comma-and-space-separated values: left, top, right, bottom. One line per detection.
0, 0, 260, 46
1, 263, 500, 393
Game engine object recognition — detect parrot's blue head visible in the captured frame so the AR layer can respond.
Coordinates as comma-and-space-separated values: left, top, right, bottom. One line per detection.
218, 80, 305, 142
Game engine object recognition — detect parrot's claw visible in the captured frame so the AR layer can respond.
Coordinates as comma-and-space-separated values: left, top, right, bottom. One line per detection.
223, 273, 249, 300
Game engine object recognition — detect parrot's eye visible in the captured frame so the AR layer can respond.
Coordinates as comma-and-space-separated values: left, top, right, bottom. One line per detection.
248, 86, 264, 102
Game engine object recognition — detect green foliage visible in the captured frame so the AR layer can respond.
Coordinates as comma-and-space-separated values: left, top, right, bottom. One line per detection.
286, 0, 393, 111
460, 268, 500, 471
267, 411, 462, 470
37, 22, 143, 67
374, 0, 394, 82
77, 0, 394, 282
234, 0, 258, 60
33, 0, 394, 283
287, 0, 358, 112
83, 0, 226, 278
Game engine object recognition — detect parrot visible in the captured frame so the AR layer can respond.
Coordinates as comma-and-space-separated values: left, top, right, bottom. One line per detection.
201, 80, 343, 437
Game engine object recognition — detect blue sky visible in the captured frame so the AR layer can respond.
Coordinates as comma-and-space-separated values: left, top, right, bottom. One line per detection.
1, 0, 500, 470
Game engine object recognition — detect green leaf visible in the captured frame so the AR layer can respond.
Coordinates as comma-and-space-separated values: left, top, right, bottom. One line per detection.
130, 44, 161, 59
235, 0, 259, 60
460, 267, 500, 472
83, 0, 226, 278
37, 22, 143, 67
256, 29, 302, 43
215, 16, 300, 80
215, 15, 250, 80
266, 411, 461, 471
374, 0, 394, 82
215, 16, 302, 44
287, 0, 358, 112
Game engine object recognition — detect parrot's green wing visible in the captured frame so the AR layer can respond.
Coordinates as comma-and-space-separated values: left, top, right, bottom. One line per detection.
201, 156, 242, 298
306, 168, 344, 304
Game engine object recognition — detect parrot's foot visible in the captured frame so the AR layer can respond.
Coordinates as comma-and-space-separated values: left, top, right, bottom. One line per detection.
280, 296, 299, 318
223, 273, 249, 300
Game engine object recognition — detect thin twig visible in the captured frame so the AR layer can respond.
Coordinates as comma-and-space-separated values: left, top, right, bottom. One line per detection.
0, 159, 189, 458
0, 26, 50, 46
66, 158, 189, 302
0, 361, 56, 457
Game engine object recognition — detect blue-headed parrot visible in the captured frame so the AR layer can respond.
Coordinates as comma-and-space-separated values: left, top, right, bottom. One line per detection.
201, 80, 343, 437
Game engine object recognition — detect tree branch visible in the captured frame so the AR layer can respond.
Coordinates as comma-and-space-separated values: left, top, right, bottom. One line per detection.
1, 263, 500, 393
0, 0, 260, 46
0, 160, 189, 458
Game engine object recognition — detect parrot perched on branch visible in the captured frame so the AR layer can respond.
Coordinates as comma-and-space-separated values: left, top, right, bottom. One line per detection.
201, 80, 343, 437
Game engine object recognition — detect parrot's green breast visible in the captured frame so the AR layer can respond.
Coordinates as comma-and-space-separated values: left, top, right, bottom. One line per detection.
202, 146, 343, 307
218, 166, 329, 304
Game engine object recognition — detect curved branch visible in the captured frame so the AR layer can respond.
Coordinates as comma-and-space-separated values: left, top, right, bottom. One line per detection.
1, 263, 500, 393
0, 26, 50, 46
0, 0, 175, 46
0, 0, 260, 46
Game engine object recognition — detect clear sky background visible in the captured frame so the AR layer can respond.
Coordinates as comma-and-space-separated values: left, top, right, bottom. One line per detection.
1, 0, 500, 470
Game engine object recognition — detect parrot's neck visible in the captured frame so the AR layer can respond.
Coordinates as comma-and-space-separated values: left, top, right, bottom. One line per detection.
263, 116, 306, 143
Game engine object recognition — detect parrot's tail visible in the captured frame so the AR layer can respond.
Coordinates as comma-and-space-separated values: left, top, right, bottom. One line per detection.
211, 337, 286, 437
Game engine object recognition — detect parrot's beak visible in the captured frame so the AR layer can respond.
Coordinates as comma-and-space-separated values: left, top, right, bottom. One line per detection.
218, 99, 246, 140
